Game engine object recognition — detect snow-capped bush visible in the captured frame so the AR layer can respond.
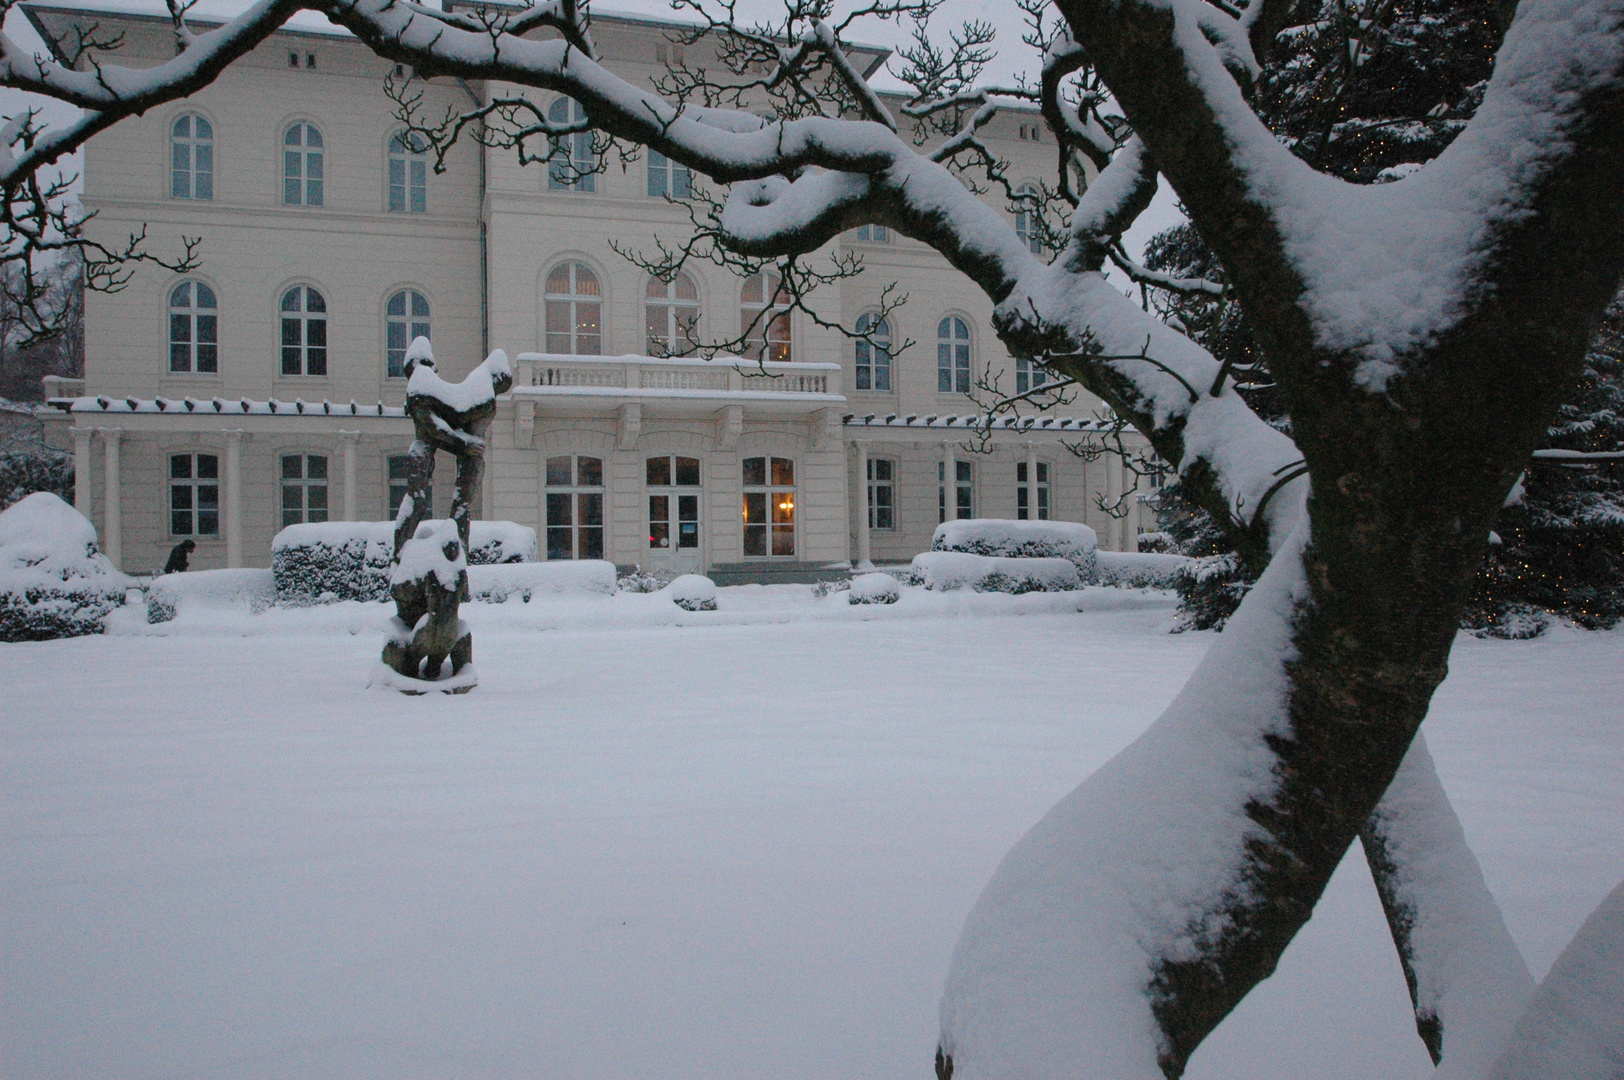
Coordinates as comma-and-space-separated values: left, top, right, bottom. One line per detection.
847, 572, 901, 604
0, 492, 134, 641
911, 550, 1081, 594
272, 520, 536, 605
664, 573, 717, 611
616, 565, 673, 593
1171, 552, 1253, 632
931, 518, 1098, 582
146, 568, 275, 624
468, 560, 616, 602
810, 578, 850, 598
1095, 550, 1192, 590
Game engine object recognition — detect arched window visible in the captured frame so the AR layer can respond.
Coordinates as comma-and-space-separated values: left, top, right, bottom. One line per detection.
645, 272, 700, 356
740, 272, 791, 362
171, 114, 213, 200
280, 285, 327, 376
544, 262, 602, 354
1015, 184, 1042, 255
387, 132, 428, 213
547, 97, 596, 192
283, 122, 324, 206
937, 316, 972, 394
386, 290, 431, 378
854, 312, 891, 392
1016, 356, 1048, 394
168, 281, 218, 374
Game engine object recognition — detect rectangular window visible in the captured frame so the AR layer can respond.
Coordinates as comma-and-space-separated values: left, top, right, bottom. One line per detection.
170, 453, 220, 536
742, 456, 795, 557
281, 454, 329, 526
647, 455, 702, 550
854, 224, 890, 243
1017, 460, 1051, 521
546, 455, 605, 559
387, 454, 430, 520
647, 149, 692, 199
938, 459, 973, 523
867, 458, 895, 531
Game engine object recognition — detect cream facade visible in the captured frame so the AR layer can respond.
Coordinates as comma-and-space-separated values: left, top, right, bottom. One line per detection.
32, 1, 1151, 579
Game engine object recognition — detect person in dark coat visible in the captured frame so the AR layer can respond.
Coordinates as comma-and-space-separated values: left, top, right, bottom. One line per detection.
163, 538, 196, 574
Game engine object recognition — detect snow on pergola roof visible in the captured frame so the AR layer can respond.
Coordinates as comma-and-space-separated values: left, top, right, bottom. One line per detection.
50, 395, 406, 417
843, 413, 1109, 431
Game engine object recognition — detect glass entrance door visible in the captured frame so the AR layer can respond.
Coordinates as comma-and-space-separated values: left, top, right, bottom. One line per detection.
646, 455, 703, 573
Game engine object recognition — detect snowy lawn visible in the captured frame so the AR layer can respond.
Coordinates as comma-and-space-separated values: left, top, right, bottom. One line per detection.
2, 586, 1620, 1080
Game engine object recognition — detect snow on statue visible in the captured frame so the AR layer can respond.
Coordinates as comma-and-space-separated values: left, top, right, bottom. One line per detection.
6, 0, 1624, 1072
373, 338, 513, 694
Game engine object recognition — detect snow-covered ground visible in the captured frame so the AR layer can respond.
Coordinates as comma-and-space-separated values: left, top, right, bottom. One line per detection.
2, 585, 1620, 1080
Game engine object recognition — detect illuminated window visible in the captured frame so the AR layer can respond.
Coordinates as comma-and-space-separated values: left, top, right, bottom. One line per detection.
544, 262, 602, 355
645, 272, 700, 356
740, 272, 791, 362
742, 456, 795, 557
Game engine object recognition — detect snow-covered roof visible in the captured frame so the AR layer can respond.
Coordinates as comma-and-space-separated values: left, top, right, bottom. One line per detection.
844, 413, 1109, 430
48, 395, 406, 417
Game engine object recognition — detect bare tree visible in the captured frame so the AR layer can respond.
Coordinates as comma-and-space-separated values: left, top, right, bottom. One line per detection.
6, 0, 1623, 1073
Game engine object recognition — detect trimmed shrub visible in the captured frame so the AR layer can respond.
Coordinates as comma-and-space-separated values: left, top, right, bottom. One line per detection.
146, 568, 275, 624
271, 520, 538, 605
664, 573, 718, 611
848, 572, 901, 604
468, 560, 617, 602
1095, 550, 1192, 590
931, 518, 1099, 582
911, 550, 1081, 593
0, 492, 133, 641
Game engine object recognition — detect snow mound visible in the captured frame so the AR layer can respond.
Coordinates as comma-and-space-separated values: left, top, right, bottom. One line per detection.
468, 560, 617, 602
932, 518, 1098, 581
273, 520, 535, 604
848, 572, 901, 604
392, 520, 466, 591
1095, 550, 1191, 589
664, 573, 718, 611
146, 568, 274, 624
911, 550, 1082, 594
0, 492, 134, 641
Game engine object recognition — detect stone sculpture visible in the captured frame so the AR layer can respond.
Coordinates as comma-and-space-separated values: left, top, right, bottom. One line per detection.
376, 337, 513, 693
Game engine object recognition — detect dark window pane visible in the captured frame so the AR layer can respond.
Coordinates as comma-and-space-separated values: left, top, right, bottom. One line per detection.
547, 492, 573, 527
743, 457, 765, 487
678, 522, 699, 548
650, 521, 670, 548
389, 455, 412, 480
743, 491, 765, 525
547, 527, 573, 561
772, 525, 795, 556
307, 456, 327, 480
172, 510, 190, 534
577, 457, 603, 487
197, 510, 219, 535
649, 494, 669, 525
646, 456, 671, 487
771, 458, 794, 487
676, 457, 700, 486
579, 492, 603, 527
307, 348, 326, 377
197, 455, 218, 479
172, 485, 192, 510
171, 454, 191, 479
546, 457, 572, 487
198, 483, 218, 508
579, 526, 603, 560
282, 456, 301, 480
744, 524, 766, 557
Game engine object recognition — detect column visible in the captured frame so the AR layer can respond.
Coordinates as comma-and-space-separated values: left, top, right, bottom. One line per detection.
72, 426, 93, 517
942, 442, 957, 522
1027, 444, 1040, 521
338, 431, 360, 522
854, 441, 871, 568
224, 430, 244, 569
102, 429, 122, 569
1105, 452, 1124, 551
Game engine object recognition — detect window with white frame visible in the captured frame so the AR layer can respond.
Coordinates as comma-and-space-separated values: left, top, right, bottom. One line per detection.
388, 131, 428, 213
740, 272, 791, 362
280, 286, 327, 376
1017, 460, 1051, 520
544, 262, 602, 354
170, 453, 220, 536
546, 455, 605, 559
168, 281, 218, 374
171, 114, 213, 200
387, 454, 430, 519
867, 457, 895, 530
647, 455, 701, 551
281, 454, 329, 526
742, 456, 795, 557
1015, 184, 1042, 255
937, 316, 972, 394
854, 312, 891, 392
386, 289, 431, 378
645, 272, 700, 356
647, 149, 691, 198
547, 97, 597, 192
283, 122, 323, 206
854, 223, 890, 243
939, 459, 973, 522
1016, 356, 1048, 394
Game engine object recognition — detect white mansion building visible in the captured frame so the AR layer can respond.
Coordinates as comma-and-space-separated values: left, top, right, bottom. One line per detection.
33, 0, 1155, 581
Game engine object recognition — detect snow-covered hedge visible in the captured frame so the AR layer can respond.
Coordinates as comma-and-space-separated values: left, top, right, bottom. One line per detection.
848, 571, 901, 604
146, 568, 275, 624
910, 550, 1082, 594
0, 492, 134, 641
1094, 550, 1192, 590
271, 520, 537, 605
467, 560, 617, 602
664, 573, 718, 611
931, 518, 1098, 582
